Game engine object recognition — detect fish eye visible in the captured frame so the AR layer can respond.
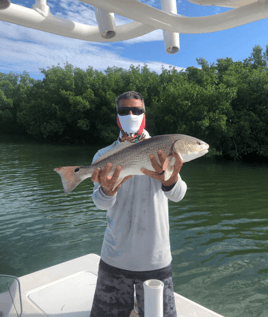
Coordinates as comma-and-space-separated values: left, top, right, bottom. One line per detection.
197, 142, 201, 145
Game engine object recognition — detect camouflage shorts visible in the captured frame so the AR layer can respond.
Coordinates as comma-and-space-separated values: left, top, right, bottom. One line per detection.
90, 259, 177, 317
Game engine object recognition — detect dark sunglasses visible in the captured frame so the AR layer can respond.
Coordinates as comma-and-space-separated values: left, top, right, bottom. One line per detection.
118, 107, 144, 116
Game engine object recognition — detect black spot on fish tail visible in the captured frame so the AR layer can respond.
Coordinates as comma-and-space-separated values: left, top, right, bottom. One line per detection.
75, 168, 80, 173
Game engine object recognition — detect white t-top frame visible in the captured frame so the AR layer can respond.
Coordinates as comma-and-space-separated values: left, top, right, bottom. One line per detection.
0, 0, 267, 54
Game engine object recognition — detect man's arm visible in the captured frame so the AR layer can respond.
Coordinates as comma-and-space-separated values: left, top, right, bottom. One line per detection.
92, 181, 117, 210
162, 175, 187, 202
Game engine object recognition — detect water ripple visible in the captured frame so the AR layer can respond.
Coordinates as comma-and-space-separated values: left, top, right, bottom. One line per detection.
1, 140, 268, 316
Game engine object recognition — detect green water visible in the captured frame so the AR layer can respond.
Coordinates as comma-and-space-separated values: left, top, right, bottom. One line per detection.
1, 136, 268, 317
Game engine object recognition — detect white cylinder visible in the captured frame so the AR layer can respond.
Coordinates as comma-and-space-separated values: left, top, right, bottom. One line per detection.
0, 3, 155, 42
94, 7, 116, 39
36, 0, 47, 4
160, 0, 180, 54
163, 30, 180, 54
160, 0, 178, 13
144, 279, 164, 317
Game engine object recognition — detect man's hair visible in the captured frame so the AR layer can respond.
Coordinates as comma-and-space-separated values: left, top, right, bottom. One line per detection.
115, 91, 145, 112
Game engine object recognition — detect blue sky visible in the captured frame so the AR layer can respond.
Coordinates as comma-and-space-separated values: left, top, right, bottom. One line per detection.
0, 0, 268, 80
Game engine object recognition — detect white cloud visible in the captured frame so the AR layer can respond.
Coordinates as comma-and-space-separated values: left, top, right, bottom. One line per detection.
0, 21, 184, 77
141, 61, 185, 73
49, 0, 133, 26
53, 0, 98, 25
124, 29, 163, 44
213, 6, 223, 14
138, 0, 160, 10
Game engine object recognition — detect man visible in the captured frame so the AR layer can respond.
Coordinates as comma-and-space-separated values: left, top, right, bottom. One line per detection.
90, 91, 187, 317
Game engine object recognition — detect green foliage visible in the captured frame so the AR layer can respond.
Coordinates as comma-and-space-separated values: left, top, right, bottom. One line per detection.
217, 60, 268, 160
0, 89, 13, 132
149, 75, 235, 153
0, 71, 35, 133
1, 45, 268, 162
243, 45, 268, 69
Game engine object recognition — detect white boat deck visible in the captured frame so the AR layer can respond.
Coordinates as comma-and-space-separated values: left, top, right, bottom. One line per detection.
0, 253, 225, 317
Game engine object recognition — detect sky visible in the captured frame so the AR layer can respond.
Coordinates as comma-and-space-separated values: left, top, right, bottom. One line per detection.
0, 0, 268, 80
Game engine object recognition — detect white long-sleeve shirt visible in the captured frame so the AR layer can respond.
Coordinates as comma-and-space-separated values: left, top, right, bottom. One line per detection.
91, 130, 187, 271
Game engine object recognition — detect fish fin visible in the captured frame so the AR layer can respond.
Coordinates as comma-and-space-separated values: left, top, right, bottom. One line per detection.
164, 156, 176, 181
164, 168, 174, 181
178, 153, 183, 161
54, 166, 83, 194
94, 141, 135, 164
112, 177, 123, 191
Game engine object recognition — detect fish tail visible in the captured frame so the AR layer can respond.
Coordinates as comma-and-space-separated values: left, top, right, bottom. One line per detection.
54, 166, 83, 194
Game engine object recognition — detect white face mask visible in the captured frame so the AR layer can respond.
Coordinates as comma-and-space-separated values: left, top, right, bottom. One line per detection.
118, 114, 144, 135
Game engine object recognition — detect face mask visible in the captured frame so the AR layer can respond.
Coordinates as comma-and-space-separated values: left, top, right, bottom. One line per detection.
117, 114, 145, 135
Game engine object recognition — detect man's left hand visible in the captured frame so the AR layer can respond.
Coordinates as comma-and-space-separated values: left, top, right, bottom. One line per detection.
140, 150, 183, 186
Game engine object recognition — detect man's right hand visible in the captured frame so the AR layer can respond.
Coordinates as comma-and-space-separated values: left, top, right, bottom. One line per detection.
91, 163, 133, 196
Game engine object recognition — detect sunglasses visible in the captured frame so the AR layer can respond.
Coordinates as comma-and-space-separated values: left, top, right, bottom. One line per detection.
118, 107, 144, 116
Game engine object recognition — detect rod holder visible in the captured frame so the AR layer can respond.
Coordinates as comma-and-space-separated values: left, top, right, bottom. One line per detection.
144, 279, 164, 317
94, 7, 116, 39
160, 0, 180, 54
0, 0, 10, 10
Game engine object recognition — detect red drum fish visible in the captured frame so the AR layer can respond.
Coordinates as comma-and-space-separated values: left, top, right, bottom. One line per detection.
54, 134, 209, 194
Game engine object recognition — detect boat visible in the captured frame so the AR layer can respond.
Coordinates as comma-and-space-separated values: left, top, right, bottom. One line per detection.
0, 1, 260, 315
0, 253, 225, 317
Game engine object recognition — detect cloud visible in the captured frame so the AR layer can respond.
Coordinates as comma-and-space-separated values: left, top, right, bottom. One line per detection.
0, 22, 116, 73
124, 29, 163, 44
0, 21, 184, 78
49, 0, 133, 26
141, 61, 185, 74
214, 6, 223, 14
51, 0, 98, 25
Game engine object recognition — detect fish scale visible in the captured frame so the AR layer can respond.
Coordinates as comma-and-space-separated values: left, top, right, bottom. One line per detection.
54, 134, 209, 194
87, 135, 180, 178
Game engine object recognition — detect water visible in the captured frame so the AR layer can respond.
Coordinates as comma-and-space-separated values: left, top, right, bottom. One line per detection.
1, 136, 268, 317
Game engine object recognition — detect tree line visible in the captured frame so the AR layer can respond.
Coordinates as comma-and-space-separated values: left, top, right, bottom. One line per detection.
1, 45, 268, 162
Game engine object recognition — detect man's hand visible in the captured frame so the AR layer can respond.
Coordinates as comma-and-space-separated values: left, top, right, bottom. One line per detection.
91, 163, 133, 196
140, 150, 183, 186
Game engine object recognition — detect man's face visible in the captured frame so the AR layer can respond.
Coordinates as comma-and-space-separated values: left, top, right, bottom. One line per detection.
119, 98, 143, 115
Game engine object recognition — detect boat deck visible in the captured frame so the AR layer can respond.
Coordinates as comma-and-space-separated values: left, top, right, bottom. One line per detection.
0, 253, 224, 317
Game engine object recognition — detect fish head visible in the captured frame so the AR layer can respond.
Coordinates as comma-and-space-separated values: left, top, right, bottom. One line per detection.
173, 135, 209, 162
